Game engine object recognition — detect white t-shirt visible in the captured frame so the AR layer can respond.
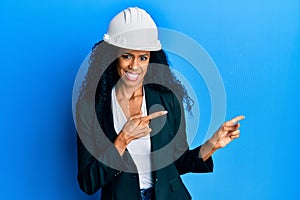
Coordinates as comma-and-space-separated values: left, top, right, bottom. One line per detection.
111, 87, 153, 189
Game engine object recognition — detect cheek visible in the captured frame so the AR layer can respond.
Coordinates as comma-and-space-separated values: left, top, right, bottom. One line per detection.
117, 60, 127, 76
141, 65, 149, 75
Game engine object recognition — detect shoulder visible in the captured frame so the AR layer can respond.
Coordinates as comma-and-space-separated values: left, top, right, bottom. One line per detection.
76, 98, 93, 114
75, 98, 96, 126
144, 83, 183, 114
145, 84, 176, 102
144, 83, 175, 98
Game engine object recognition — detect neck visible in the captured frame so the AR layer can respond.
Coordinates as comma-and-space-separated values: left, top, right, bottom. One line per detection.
115, 82, 143, 100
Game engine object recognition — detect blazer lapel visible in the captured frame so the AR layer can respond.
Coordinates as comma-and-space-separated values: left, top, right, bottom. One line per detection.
145, 84, 173, 177
144, 85, 164, 152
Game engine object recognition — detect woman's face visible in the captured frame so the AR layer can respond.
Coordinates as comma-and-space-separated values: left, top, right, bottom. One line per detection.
117, 49, 150, 87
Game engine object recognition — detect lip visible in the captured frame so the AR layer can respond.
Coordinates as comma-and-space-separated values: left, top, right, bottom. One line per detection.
124, 71, 140, 81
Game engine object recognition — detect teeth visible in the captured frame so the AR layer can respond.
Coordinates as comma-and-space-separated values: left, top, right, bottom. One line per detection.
125, 72, 139, 80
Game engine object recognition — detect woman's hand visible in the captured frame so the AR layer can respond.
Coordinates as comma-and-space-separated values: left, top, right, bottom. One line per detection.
114, 111, 168, 155
200, 115, 245, 161
210, 115, 245, 149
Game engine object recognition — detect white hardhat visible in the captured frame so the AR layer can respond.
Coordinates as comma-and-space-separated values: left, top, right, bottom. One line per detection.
103, 7, 161, 51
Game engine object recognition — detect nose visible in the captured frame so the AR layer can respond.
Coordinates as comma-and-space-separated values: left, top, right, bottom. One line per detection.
128, 57, 139, 70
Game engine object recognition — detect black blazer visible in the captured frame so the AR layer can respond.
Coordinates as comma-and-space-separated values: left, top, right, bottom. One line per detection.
76, 84, 213, 200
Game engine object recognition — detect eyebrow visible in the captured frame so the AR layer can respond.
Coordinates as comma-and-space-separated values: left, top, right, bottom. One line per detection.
122, 52, 149, 57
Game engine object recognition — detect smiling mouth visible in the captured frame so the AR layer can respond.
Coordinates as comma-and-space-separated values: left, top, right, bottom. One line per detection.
124, 72, 140, 81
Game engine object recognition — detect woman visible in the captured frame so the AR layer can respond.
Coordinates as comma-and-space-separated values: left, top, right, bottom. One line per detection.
76, 7, 244, 200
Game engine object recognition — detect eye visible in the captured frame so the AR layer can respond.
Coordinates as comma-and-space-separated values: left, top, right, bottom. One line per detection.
139, 55, 148, 61
121, 54, 132, 60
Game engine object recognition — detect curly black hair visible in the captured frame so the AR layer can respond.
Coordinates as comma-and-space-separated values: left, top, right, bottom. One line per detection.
78, 41, 193, 123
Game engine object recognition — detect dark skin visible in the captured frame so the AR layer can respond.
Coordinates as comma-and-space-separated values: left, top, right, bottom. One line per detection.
113, 49, 245, 159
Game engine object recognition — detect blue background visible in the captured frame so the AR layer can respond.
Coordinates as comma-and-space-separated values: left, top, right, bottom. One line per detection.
1, 0, 299, 199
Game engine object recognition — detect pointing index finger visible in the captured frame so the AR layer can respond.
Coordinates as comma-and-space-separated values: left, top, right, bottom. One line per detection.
143, 111, 168, 121
229, 115, 246, 124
